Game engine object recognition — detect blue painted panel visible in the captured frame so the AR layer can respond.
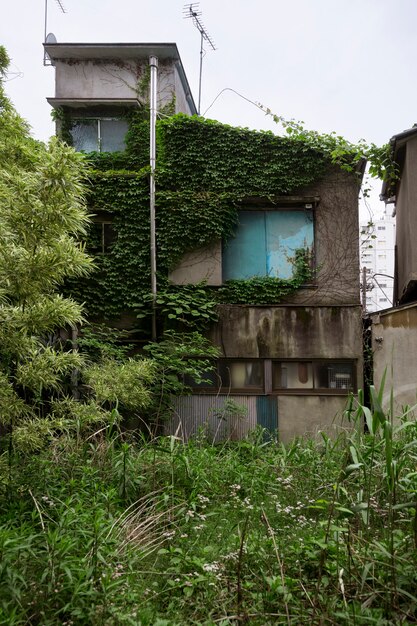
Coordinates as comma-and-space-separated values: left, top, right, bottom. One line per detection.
266, 212, 314, 279
223, 211, 266, 279
256, 396, 278, 436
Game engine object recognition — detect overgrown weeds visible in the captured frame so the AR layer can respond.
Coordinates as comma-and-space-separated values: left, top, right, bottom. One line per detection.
1, 384, 417, 624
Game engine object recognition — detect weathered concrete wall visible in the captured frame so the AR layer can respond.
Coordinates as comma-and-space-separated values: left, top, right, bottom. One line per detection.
54, 59, 191, 112
371, 304, 417, 410
395, 135, 417, 303
169, 168, 361, 305
174, 64, 193, 115
165, 304, 363, 443
168, 240, 222, 285
291, 168, 360, 305
210, 305, 363, 361
277, 395, 351, 442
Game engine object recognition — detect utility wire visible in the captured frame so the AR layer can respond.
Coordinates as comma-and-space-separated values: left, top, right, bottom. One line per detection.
371, 275, 393, 305
202, 87, 265, 118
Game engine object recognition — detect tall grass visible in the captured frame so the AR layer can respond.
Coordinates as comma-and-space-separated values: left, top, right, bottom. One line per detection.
1, 385, 417, 624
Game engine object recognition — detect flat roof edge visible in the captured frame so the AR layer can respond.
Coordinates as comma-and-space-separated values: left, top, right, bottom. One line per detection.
43, 42, 182, 61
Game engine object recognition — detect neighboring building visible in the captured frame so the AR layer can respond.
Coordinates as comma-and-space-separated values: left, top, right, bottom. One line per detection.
360, 206, 395, 312
46, 42, 364, 442
381, 126, 417, 305
44, 42, 197, 151
370, 126, 417, 409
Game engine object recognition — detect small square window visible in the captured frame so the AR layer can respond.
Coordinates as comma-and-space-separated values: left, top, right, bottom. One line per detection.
184, 366, 218, 389
89, 222, 117, 254
184, 359, 264, 392
314, 363, 353, 390
273, 362, 313, 389
218, 361, 264, 390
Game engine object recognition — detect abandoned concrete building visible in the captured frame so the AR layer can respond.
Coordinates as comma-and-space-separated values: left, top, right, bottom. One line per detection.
168, 168, 364, 441
45, 42, 364, 442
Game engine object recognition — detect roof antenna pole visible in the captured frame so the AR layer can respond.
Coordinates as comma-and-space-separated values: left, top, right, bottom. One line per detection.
44, 0, 48, 47
183, 3, 216, 115
43, 0, 66, 65
198, 29, 204, 118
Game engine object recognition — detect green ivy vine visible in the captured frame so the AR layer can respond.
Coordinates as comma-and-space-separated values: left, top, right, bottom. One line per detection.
64, 113, 357, 332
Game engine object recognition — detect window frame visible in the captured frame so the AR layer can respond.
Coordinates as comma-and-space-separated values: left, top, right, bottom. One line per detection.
88, 217, 117, 255
185, 358, 356, 396
222, 205, 316, 282
272, 359, 357, 395
70, 117, 128, 153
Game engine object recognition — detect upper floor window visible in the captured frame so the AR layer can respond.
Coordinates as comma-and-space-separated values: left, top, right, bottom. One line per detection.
70, 118, 129, 152
222, 209, 314, 281
88, 221, 117, 255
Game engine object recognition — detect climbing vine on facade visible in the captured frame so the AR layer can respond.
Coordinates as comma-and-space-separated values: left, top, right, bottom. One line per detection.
65, 113, 384, 331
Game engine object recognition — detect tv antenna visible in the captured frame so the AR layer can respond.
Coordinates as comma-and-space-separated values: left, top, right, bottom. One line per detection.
183, 3, 216, 115
43, 0, 67, 65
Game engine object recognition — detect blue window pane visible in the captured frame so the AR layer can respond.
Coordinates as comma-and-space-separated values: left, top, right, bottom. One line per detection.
223, 210, 314, 280
223, 211, 266, 279
266, 211, 314, 279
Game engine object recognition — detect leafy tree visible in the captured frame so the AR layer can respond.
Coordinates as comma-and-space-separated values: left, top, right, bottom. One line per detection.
0, 50, 216, 454
0, 47, 97, 452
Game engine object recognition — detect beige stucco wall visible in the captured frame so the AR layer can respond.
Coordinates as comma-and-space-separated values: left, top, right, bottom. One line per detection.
395, 135, 417, 303
371, 304, 417, 410
169, 167, 361, 305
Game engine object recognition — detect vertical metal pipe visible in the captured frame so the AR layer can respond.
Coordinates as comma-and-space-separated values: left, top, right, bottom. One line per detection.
44, 0, 48, 42
149, 55, 158, 340
362, 266, 367, 312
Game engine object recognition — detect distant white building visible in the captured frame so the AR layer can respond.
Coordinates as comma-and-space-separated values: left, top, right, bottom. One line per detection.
360, 206, 395, 312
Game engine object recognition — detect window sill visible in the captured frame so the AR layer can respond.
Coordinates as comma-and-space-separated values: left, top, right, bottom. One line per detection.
188, 389, 355, 396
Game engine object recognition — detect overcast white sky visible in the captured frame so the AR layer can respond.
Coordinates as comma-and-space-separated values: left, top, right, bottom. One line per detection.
3, 0, 417, 216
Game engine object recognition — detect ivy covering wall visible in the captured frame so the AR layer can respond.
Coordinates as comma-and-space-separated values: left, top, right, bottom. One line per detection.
66, 114, 336, 328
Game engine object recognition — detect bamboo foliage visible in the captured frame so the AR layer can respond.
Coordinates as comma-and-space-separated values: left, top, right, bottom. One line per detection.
0, 48, 94, 451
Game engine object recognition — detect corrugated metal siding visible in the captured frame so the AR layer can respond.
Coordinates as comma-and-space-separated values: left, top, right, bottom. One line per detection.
167, 396, 257, 443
